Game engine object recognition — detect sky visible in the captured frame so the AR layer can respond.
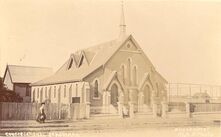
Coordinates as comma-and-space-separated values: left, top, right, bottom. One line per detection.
0, 0, 221, 85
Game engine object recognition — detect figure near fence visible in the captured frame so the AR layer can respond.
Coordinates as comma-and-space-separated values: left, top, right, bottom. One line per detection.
36, 103, 46, 123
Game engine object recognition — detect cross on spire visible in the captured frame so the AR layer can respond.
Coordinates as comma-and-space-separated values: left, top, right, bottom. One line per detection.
119, 0, 126, 40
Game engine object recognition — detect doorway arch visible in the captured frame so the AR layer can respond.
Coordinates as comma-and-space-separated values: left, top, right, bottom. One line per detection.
143, 85, 151, 105
110, 83, 119, 107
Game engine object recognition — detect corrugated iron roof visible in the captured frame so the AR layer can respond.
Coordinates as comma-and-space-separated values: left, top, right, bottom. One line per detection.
31, 36, 130, 86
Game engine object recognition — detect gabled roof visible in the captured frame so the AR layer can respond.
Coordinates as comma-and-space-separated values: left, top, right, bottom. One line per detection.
32, 36, 129, 86
32, 35, 166, 86
154, 71, 168, 84
102, 71, 125, 91
3, 65, 53, 84
138, 73, 154, 90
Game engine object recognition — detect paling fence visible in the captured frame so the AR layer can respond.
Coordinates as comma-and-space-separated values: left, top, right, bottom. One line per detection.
167, 83, 221, 102
0, 102, 70, 121
167, 83, 221, 115
191, 103, 221, 112
168, 102, 221, 112
168, 102, 186, 112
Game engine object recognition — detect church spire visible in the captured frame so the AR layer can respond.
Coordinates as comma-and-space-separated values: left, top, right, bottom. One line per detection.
119, 1, 126, 40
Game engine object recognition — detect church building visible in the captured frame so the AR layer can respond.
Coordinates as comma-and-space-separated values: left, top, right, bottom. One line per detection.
30, 3, 168, 117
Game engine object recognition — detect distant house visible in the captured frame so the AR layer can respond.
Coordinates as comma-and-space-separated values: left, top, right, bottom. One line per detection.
3, 65, 52, 102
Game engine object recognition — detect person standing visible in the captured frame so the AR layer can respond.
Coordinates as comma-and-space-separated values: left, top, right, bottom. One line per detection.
36, 102, 46, 123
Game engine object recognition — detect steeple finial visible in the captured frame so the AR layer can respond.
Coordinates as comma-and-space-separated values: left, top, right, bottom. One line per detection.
119, 0, 126, 40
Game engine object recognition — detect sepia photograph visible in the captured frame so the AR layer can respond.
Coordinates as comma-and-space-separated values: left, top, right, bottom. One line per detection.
0, 0, 221, 137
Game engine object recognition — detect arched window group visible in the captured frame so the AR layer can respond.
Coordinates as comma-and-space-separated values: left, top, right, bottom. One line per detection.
121, 58, 138, 86
32, 84, 74, 103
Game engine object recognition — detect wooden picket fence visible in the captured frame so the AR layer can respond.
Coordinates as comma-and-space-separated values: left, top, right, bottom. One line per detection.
168, 102, 186, 112
0, 102, 69, 120
191, 103, 221, 112
167, 102, 221, 113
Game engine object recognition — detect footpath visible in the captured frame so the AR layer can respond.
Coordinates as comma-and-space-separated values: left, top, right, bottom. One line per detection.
0, 116, 220, 135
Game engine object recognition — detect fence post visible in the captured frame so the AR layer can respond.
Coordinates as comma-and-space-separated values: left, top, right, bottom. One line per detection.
72, 103, 80, 120
58, 103, 61, 119
129, 102, 134, 118
67, 104, 71, 119
152, 103, 158, 118
185, 102, 191, 118
161, 101, 168, 118
117, 102, 123, 118
85, 103, 90, 119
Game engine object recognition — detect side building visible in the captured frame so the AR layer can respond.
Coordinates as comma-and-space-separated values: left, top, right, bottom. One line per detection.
3, 65, 52, 102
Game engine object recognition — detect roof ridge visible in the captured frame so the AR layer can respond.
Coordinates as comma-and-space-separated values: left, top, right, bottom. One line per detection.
8, 64, 52, 69
72, 38, 118, 54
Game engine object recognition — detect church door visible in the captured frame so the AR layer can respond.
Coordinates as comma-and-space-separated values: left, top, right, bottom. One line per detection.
143, 85, 151, 105
110, 84, 119, 107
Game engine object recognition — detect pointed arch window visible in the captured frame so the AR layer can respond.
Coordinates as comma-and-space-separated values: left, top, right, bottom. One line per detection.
45, 87, 47, 98
132, 66, 138, 86
127, 58, 132, 85
156, 83, 159, 97
69, 85, 72, 103
64, 85, 66, 98
94, 80, 99, 98
54, 86, 56, 98
40, 88, 43, 102
33, 89, 35, 102
37, 88, 39, 98
48, 87, 51, 100
121, 65, 126, 84
76, 84, 78, 97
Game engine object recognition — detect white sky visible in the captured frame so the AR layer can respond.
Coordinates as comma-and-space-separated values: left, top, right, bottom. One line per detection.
0, 0, 221, 85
